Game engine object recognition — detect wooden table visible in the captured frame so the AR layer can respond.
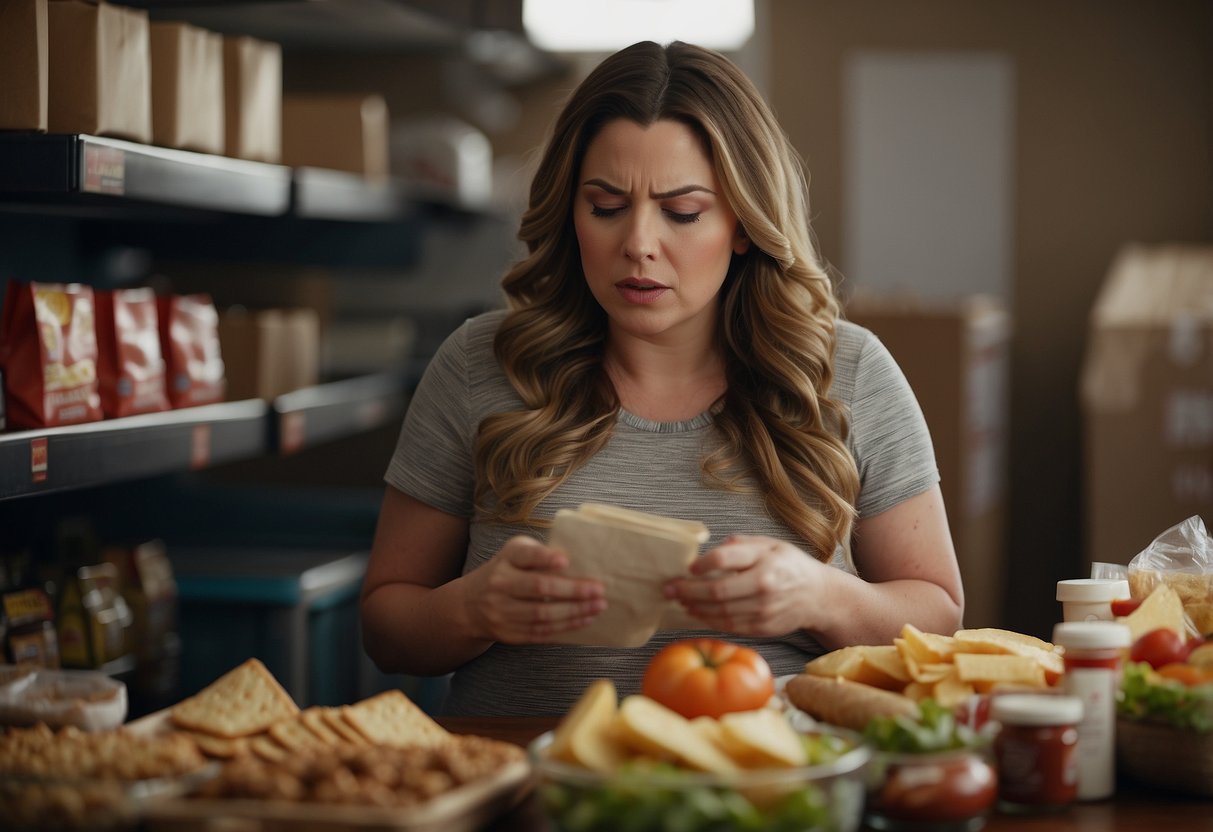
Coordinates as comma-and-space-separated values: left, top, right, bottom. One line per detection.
438, 716, 1213, 832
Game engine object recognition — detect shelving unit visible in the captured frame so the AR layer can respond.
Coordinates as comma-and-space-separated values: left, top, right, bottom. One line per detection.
0, 374, 408, 501
0, 133, 420, 502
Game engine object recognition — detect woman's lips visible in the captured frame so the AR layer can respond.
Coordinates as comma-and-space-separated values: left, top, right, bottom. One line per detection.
615, 279, 669, 305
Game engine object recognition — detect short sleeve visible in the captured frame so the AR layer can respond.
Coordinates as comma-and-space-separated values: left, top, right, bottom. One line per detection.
847, 330, 940, 518
384, 321, 476, 517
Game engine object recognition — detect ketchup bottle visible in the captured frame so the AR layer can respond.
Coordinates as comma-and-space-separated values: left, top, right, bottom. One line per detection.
1052, 621, 1131, 801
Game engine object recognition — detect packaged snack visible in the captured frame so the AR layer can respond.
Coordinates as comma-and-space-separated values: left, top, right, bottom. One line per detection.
1127, 515, 1213, 637
157, 293, 226, 408
94, 287, 170, 418
0, 667, 127, 730
0, 280, 103, 429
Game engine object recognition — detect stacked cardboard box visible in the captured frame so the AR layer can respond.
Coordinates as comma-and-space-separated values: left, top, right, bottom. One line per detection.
1082, 244, 1213, 568
0, 0, 48, 131
846, 294, 1011, 629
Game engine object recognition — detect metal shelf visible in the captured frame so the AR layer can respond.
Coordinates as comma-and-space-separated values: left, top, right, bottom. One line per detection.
0, 373, 409, 499
272, 373, 407, 455
0, 399, 269, 500
292, 166, 411, 221
0, 133, 292, 216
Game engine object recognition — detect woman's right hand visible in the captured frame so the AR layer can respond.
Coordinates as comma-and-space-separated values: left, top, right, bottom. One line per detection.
461, 535, 607, 644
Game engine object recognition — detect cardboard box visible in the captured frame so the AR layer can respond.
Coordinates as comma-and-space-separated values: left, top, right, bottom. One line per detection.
1082, 244, 1213, 568
282, 94, 389, 179
217, 308, 319, 401
149, 21, 224, 154
846, 294, 1010, 628
0, 0, 48, 131
223, 35, 281, 163
48, 0, 151, 143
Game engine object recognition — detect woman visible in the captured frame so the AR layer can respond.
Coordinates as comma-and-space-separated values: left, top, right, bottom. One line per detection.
361, 41, 963, 716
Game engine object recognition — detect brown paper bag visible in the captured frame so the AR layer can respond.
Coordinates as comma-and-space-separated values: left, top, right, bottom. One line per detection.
548, 504, 709, 647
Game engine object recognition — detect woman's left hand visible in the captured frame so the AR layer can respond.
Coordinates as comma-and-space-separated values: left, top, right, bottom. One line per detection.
663, 534, 831, 637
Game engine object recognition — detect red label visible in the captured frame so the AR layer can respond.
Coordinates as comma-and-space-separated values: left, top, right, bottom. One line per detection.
281, 411, 306, 456
30, 437, 48, 482
190, 424, 211, 469
82, 145, 125, 195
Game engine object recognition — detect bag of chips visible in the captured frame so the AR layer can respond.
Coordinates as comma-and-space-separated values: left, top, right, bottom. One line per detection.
95, 287, 170, 418
157, 293, 226, 408
0, 280, 103, 429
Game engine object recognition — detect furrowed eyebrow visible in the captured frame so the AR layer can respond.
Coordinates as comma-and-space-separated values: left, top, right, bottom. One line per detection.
582, 179, 715, 199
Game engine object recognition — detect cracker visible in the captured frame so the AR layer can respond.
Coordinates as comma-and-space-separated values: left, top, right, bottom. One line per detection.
170, 658, 299, 739
300, 708, 344, 748
269, 713, 329, 752
324, 707, 370, 746
342, 690, 450, 749
249, 733, 289, 763
179, 729, 250, 759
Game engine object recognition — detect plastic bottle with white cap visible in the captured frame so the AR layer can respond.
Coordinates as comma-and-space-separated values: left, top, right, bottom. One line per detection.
1056, 578, 1131, 622
1052, 620, 1131, 801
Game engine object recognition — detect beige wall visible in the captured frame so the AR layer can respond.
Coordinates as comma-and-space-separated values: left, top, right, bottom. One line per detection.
769, 0, 1213, 638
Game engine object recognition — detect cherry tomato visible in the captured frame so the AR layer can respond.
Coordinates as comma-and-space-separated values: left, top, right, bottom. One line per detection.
954, 694, 991, 730
1156, 662, 1213, 687
1129, 628, 1190, 670
641, 638, 774, 719
1188, 641, 1213, 669
1110, 598, 1143, 616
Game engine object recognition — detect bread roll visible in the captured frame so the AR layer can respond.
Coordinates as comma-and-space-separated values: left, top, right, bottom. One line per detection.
785, 673, 919, 731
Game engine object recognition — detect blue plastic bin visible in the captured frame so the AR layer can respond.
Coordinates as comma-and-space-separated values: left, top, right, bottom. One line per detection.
169, 546, 369, 708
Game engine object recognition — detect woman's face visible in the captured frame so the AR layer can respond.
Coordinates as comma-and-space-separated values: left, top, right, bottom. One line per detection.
574, 118, 748, 345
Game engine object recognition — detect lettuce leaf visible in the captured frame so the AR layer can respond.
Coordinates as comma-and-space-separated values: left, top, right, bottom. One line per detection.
1118, 661, 1213, 733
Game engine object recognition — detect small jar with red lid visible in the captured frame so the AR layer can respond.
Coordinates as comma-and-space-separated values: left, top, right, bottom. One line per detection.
990, 694, 1083, 813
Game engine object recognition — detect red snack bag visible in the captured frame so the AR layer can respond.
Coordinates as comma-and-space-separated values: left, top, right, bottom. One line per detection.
0, 280, 103, 429
157, 293, 226, 408
95, 288, 170, 418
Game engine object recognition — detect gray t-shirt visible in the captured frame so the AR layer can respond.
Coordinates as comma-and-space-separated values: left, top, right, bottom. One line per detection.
385, 309, 938, 715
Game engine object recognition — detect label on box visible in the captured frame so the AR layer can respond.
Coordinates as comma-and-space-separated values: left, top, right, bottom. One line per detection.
82, 145, 125, 195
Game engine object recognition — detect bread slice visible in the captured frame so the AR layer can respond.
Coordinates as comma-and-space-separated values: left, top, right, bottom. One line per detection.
170, 658, 299, 739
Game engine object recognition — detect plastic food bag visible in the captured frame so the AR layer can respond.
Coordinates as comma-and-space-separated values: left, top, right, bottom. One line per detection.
95, 287, 170, 418
0, 281, 104, 429
1127, 515, 1213, 637
0, 667, 127, 730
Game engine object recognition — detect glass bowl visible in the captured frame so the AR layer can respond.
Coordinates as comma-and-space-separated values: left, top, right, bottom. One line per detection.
528, 727, 871, 832
864, 746, 997, 832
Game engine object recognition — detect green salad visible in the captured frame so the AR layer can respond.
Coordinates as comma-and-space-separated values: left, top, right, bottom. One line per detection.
862, 699, 992, 754
539, 733, 858, 832
1119, 661, 1213, 733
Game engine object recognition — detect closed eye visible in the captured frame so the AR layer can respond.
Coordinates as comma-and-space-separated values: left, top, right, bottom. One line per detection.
590, 205, 623, 218
665, 210, 701, 224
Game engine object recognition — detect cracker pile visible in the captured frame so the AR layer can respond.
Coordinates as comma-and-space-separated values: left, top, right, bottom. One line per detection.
193, 734, 524, 807
167, 659, 452, 764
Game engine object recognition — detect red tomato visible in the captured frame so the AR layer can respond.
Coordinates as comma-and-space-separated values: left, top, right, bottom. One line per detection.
1156, 662, 1213, 687
1129, 628, 1190, 670
1110, 598, 1143, 616
641, 638, 774, 719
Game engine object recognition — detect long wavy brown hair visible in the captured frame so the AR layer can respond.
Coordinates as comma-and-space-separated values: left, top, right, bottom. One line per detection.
474, 41, 860, 562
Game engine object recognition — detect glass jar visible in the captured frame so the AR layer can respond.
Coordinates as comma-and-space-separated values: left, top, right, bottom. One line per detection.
865, 746, 997, 832
990, 694, 1083, 813
1052, 621, 1131, 801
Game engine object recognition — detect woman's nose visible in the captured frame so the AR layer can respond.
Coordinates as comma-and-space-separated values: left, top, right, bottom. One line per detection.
623, 210, 659, 261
